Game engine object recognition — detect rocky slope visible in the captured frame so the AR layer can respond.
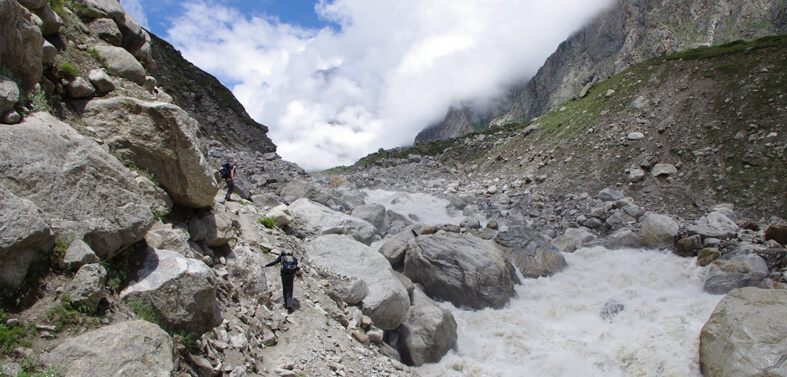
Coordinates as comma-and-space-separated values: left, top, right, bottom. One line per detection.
416, 0, 787, 143
2, 0, 786, 376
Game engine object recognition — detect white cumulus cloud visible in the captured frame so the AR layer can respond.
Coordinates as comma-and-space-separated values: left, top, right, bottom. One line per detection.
165, 0, 615, 171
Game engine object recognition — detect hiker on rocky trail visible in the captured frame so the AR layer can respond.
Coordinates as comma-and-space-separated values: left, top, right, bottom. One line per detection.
264, 249, 300, 313
219, 159, 238, 201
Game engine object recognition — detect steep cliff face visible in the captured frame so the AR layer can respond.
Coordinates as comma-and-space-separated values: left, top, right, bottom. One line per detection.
419, 0, 787, 142
149, 33, 276, 153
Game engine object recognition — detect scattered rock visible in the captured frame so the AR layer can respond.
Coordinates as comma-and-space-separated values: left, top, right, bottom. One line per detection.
696, 248, 721, 267
598, 188, 625, 202
88, 68, 116, 93
67, 76, 96, 98
651, 163, 678, 177
687, 212, 739, 240
61, 263, 106, 312
675, 235, 702, 257
626, 132, 644, 140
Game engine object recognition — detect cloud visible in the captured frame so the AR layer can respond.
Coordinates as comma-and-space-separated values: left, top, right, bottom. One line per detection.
121, 0, 148, 29
165, 0, 615, 171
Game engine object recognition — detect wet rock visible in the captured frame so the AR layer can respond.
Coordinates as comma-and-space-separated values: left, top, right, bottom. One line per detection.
704, 255, 769, 295
601, 299, 625, 320
639, 214, 678, 249
396, 289, 457, 366
496, 227, 568, 278
608, 229, 640, 249
687, 212, 739, 240
405, 232, 518, 309
675, 235, 702, 257
764, 224, 787, 245
700, 288, 787, 377
696, 248, 721, 267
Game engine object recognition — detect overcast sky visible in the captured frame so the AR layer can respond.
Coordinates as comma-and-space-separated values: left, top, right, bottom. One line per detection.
124, 0, 615, 171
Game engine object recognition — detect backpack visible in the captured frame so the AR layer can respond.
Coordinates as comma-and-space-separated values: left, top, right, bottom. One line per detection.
219, 163, 232, 179
282, 255, 299, 273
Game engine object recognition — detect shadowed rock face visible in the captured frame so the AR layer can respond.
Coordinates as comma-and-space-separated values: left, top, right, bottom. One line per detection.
418, 0, 787, 143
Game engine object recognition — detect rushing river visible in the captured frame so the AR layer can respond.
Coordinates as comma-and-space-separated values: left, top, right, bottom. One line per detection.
363, 190, 723, 377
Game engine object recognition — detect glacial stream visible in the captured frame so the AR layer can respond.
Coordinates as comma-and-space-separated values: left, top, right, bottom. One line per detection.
364, 190, 723, 377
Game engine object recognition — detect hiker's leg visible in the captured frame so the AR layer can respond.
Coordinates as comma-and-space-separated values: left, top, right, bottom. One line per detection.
225, 179, 234, 200
283, 273, 294, 308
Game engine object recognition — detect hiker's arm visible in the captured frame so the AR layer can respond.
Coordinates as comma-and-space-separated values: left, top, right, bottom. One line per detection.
264, 256, 281, 267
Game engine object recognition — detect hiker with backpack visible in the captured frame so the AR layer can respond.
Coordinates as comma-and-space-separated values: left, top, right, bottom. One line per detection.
264, 249, 300, 312
219, 159, 238, 202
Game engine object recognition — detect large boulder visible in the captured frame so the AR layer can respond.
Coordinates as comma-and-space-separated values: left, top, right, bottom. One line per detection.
700, 288, 787, 377
199, 205, 236, 247
703, 255, 769, 295
404, 232, 519, 309
687, 212, 739, 240
301, 235, 409, 330
121, 248, 222, 336
41, 320, 174, 377
495, 226, 567, 279
225, 246, 269, 303
0, 0, 43, 91
81, 97, 219, 208
92, 45, 146, 85
396, 289, 458, 366
639, 213, 679, 249
289, 198, 376, 245
278, 179, 332, 205
378, 224, 425, 269
0, 112, 153, 259
0, 185, 55, 287
351, 204, 389, 234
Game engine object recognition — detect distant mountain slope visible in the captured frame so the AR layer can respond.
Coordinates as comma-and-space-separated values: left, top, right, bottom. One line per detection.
149, 33, 277, 153
341, 35, 787, 219
416, 0, 787, 143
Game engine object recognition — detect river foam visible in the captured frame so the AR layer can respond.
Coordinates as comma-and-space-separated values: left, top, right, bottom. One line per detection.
414, 246, 722, 377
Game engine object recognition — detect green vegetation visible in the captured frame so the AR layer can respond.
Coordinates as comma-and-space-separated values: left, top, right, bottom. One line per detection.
0, 309, 34, 352
101, 245, 142, 293
29, 87, 51, 112
127, 301, 159, 323
44, 304, 87, 332
151, 208, 166, 221
48, 0, 71, 16
668, 35, 787, 60
56, 63, 79, 80
122, 160, 160, 186
60, 295, 93, 315
258, 217, 276, 229
51, 236, 73, 268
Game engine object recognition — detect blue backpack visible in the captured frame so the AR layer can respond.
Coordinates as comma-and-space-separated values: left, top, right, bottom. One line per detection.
282, 255, 298, 272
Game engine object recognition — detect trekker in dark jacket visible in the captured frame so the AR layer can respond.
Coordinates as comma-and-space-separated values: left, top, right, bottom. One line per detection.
223, 159, 238, 201
264, 250, 299, 312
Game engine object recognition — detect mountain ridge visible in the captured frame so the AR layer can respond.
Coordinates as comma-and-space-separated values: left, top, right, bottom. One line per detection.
416, 0, 787, 143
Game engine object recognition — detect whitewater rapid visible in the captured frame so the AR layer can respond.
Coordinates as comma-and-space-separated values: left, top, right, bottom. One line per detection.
361, 189, 722, 377
414, 247, 722, 377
